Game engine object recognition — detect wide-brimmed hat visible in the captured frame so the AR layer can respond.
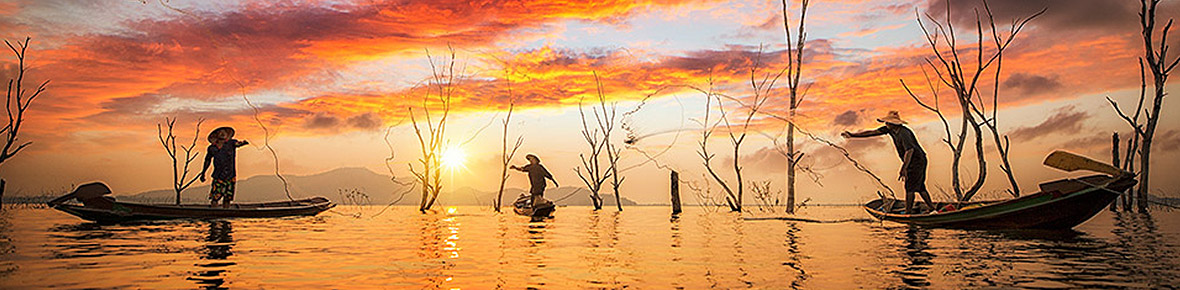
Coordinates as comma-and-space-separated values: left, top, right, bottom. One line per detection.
876, 111, 907, 125
208, 127, 235, 143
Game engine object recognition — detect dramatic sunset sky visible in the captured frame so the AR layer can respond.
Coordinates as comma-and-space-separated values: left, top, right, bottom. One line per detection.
1, 0, 1177, 204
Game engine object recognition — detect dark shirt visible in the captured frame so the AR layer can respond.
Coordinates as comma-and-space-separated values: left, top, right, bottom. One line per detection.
206, 139, 243, 180
520, 163, 552, 194
864, 125, 926, 163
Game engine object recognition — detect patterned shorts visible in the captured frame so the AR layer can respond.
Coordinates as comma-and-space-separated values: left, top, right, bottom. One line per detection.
210, 178, 235, 202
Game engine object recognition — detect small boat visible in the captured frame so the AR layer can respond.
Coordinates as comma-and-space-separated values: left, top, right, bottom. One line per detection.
512, 194, 555, 218
864, 151, 1137, 230
48, 182, 336, 224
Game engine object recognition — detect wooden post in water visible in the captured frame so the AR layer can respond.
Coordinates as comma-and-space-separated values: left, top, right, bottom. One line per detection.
670, 170, 682, 215
1110, 132, 1120, 211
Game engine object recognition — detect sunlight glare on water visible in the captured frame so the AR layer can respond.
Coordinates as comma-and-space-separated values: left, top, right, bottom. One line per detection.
0, 206, 1177, 289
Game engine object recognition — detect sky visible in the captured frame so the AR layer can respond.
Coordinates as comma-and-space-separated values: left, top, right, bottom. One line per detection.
1, 0, 1178, 205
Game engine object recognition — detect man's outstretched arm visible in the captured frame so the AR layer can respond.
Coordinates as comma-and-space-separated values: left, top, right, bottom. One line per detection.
842, 127, 887, 138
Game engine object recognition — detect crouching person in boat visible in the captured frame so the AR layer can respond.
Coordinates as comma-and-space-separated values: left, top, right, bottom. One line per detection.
842, 111, 936, 214
199, 127, 248, 208
510, 154, 559, 208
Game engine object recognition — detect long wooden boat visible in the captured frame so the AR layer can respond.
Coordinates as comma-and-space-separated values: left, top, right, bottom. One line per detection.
48, 182, 336, 224
864, 174, 1136, 230
512, 194, 556, 218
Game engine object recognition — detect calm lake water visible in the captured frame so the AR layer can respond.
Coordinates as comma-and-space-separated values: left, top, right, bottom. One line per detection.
0, 205, 1177, 289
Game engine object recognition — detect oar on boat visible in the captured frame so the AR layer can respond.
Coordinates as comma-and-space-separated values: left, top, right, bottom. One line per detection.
1043, 151, 1132, 177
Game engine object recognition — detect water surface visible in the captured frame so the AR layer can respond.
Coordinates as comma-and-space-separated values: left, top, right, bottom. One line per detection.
1, 206, 1177, 289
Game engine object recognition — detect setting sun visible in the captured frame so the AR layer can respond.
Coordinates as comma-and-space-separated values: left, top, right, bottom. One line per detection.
440, 146, 468, 171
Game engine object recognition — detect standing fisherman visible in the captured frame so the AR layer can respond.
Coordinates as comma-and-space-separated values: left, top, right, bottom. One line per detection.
842, 111, 936, 214
510, 154, 559, 207
199, 127, 248, 208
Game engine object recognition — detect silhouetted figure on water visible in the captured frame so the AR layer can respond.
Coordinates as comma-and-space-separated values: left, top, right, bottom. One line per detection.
510, 154, 559, 208
842, 111, 936, 214
199, 127, 248, 208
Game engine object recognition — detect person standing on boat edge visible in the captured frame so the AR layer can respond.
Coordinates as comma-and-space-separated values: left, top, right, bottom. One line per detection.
199, 127, 248, 208
841, 111, 936, 214
510, 154, 559, 207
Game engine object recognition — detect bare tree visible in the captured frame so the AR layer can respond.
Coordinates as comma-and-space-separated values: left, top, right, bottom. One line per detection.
575, 72, 617, 211
495, 95, 523, 212
698, 49, 783, 212
409, 46, 461, 212
158, 117, 204, 204
900, 1, 1042, 202
1108, 0, 1177, 212
595, 73, 626, 211
1110, 61, 1145, 211
780, 0, 810, 214
1, 37, 48, 204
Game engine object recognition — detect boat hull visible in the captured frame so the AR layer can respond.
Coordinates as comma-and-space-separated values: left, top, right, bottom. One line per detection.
49, 182, 336, 224
512, 194, 556, 218
864, 175, 1136, 230
53, 198, 336, 224
513, 204, 556, 218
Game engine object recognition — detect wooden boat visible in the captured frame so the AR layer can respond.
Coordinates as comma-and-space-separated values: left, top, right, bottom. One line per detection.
512, 194, 555, 218
863, 151, 1137, 230
48, 182, 336, 224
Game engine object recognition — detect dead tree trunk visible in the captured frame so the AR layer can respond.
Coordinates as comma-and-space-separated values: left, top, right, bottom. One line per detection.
596, 74, 625, 212
158, 117, 204, 205
1123, 135, 1137, 211
1111, 132, 1120, 211
1, 37, 48, 207
409, 47, 460, 212
698, 47, 783, 212
576, 72, 622, 211
780, 0, 809, 214
902, 1, 1042, 202
670, 170, 682, 215
496, 97, 522, 212
575, 97, 609, 211
1109, 0, 1178, 213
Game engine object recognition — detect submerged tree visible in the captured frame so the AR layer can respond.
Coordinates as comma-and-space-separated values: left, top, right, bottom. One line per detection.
575, 72, 621, 211
409, 47, 462, 212
780, 0, 810, 214
495, 77, 523, 212
900, 0, 1042, 202
699, 49, 782, 212
1108, 0, 1177, 212
158, 117, 204, 205
1, 37, 48, 204
597, 74, 626, 211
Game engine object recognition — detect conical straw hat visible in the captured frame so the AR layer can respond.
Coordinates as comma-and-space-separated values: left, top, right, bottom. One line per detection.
207, 127, 235, 143
876, 111, 907, 124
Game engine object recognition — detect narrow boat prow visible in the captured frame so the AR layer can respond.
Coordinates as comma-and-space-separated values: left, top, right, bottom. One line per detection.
49, 182, 336, 224
863, 151, 1137, 230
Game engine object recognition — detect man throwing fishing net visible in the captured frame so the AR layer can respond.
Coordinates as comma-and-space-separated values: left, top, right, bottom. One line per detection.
510, 154, 559, 208
842, 111, 936, 214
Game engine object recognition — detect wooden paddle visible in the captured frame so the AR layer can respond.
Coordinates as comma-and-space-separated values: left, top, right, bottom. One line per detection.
1043, 151, 1130, 177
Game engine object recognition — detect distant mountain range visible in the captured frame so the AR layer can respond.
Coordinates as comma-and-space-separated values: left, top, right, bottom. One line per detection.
119, 167, 637, 206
